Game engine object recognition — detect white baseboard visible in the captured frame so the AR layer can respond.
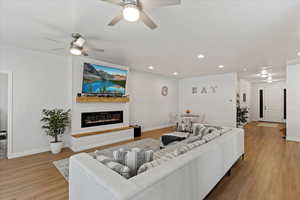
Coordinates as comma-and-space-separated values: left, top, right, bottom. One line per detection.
8, 146, 50, 159
7, 144, 70, 159
286, 136, 300, 142
142, 124, 174, 132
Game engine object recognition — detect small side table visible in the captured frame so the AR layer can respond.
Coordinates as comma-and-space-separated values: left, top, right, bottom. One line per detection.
131, 125, 141, 138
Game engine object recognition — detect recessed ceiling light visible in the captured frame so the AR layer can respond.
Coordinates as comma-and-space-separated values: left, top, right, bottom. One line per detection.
197, 54, 205, 59
267, 80, 273, 83
267, 76, 272, 81
148, 66, 154, 70
297, 52, 300, 56
261, 69, 268, 75
261, 74, 268, 78
218, 65, 224, 69
173, 72, 178, 76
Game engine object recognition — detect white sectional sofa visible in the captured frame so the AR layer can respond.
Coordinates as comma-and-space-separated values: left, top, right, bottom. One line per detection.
69, 128, 244, 200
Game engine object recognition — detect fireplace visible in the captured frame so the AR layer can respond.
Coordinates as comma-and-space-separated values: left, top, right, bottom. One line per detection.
81, 111, 123, 128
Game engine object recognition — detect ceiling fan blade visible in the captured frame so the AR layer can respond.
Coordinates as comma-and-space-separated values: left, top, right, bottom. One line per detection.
51, 48, 66, 51
140, 11, 158, 30
44, 37, 63, 43
108, 15, 123, 26
139, 0, 180, 9
89, 48, 105, 52
101, 0, 124, 6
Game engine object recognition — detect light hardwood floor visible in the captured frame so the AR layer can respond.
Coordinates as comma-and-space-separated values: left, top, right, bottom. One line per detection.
1, 122, 300, 200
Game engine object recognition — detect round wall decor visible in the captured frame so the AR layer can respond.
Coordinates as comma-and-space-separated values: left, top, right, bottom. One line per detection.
161, 86, 168, 96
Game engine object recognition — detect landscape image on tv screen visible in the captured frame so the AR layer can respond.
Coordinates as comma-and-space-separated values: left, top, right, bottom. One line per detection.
82, 63, 128, 95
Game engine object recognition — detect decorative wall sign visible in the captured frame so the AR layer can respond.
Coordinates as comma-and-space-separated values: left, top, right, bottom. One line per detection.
192, 87, 198, 94
194, 86, 218, 94
161, 86, 168, 96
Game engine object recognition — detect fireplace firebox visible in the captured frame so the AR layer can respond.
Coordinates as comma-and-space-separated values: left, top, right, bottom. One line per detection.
81, 111, 123, 128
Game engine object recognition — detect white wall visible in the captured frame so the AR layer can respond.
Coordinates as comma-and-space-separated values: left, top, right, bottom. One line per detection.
128, 70, 178, 131
287, 61, 300, 142
179, 73, 237, 127
250, 81, 286, 122
0, 73, 8, 130
0, 46, 72, 158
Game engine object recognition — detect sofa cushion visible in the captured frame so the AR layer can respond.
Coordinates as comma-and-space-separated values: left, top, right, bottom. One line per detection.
185, 135, 203, 144
174, 139, 206, 156
137, 152, 177, 175
202, 131, 221, 142
95, 155, 131, 179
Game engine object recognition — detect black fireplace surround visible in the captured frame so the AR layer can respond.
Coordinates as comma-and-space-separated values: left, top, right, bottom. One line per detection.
81, 111, 123, 128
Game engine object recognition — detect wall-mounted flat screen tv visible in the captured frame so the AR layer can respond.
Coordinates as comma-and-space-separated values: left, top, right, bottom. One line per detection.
82, 63, 128, 95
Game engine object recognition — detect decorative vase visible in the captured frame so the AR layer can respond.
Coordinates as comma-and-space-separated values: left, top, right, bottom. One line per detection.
50, 141, 63, 154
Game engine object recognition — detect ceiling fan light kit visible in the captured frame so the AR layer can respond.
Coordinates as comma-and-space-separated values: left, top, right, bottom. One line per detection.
70, 33, 87, 56
70, 45, 82, 56
104, 0, 181, 30
123, 4, 140, 22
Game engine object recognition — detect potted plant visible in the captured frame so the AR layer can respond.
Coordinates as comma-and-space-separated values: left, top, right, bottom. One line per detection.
41, 109, 71, 154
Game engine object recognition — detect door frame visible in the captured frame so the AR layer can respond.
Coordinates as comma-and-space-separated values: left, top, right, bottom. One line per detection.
258, 85, 285, 122
0, 71, 13, 158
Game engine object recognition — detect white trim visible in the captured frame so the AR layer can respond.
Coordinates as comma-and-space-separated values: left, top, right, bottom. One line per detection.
0, 71, 13, 159
286, 136, 300, 142
7, 146, 50, 159
7, 143, 70, 159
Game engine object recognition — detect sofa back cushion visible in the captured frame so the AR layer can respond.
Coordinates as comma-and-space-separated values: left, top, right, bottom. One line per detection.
137, 152, 177, 175
174, 139, 206, 156
202, 131, 221, 142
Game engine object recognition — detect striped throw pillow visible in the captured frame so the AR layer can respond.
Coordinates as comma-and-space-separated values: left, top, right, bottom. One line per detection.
125, 148, 154, 176
193, 124, 205, 136
113, 148, 128, 165
96, 155, 131, 179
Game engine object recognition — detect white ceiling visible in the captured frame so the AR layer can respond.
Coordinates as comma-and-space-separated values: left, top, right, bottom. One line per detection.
2, 0, 300, 80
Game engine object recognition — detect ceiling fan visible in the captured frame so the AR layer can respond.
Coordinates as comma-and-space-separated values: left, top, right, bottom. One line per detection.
47, 33, 105, 56
102, 0, 181, 29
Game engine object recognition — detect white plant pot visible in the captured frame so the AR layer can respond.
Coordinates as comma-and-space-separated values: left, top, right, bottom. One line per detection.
50, 142, 63, 154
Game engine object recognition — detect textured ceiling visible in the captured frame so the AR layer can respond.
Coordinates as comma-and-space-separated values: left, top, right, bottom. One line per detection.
2, 0, 300, 80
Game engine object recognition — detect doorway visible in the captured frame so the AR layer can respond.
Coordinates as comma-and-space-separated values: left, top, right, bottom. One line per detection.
259, 85, 286, 123
0, 73, 8, 159
0, 71, 12, 159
